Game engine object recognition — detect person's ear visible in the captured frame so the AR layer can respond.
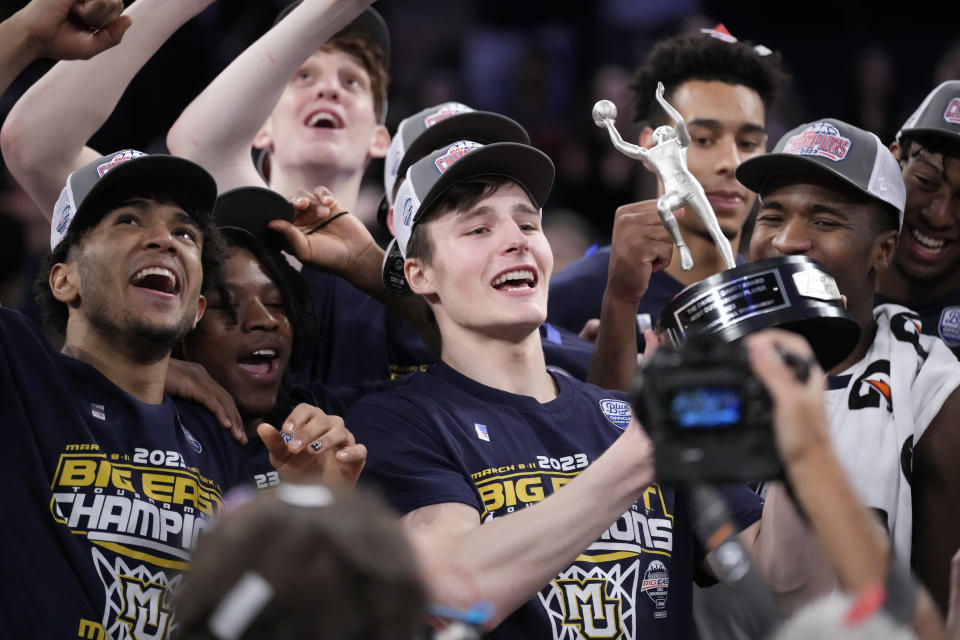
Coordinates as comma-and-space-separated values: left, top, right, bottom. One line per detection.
192, 295, 207, 328
253, 118, 274, 152
49, 262, 80, 305
872, 229, 899, 274
405, 257, 436, 296
367, 124, 390, 160
889, 140, 903, 162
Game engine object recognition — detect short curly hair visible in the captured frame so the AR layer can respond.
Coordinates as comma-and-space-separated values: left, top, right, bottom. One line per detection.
631, 34, 789, 126
35, 193, 225, 336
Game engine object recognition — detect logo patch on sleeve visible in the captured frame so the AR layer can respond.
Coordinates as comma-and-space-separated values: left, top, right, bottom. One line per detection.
474, 423, 490, 442
599, 399, 631, 430
938, 306, 960, 347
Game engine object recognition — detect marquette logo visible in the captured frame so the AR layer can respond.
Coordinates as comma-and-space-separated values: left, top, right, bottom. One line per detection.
556, 578, 623, 639
50, 453, 224, 570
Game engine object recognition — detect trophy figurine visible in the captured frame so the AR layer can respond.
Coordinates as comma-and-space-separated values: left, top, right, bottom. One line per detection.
592, 82, 736, 271
591, 83, 861, 370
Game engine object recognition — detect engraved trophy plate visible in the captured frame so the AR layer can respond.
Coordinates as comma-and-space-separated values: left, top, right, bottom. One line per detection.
657, 257, 859, 371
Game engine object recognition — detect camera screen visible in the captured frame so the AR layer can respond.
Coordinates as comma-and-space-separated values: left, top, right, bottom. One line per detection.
669, 386, 741, 429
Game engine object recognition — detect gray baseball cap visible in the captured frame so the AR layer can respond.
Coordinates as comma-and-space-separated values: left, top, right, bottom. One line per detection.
383, 102, 530, 206
51, 150, 217, 250
897, 80, 960, 143
382, 140, 554, 294
736, 118, 905, 229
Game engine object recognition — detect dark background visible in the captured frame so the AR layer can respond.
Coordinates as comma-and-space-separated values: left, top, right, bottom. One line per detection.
1, 0, 957, 300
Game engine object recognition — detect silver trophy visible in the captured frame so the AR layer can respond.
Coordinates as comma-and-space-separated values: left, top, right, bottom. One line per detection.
593, 82, 736, 271
591, 83, 860, 370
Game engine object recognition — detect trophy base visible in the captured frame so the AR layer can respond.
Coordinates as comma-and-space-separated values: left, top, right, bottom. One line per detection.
656, 256, 860, 371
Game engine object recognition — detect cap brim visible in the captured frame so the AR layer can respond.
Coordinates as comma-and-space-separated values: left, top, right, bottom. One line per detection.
414, 142, 555, 225
77, 155, 216, 230
396, 112, 530, 190
381, 237, 411, 295
214, 187, 294, 251
736, 153, 877, 202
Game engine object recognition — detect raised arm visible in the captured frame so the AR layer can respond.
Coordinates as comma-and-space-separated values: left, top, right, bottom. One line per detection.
399, 419, 654, 628
655, 82, 691, 147
166, 0, 371, 192
0, 0, 211, 218
587, 200, 673, 390
0, 0, 129, 99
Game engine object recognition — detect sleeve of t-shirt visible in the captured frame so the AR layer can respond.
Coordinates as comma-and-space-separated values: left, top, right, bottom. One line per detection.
345, 394, 483, 517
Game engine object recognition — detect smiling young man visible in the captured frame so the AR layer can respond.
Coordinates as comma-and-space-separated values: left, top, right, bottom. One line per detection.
166, 0, 389, 207
547, 31, 788, 338
339, 140, 843, 639
0, 151, 360, 638
735, 118, 960, 613
876, 81, 960, 357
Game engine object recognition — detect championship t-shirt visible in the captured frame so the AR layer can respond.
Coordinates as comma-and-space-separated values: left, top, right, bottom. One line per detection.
0, 308, 247, 639
347, 362, 762, 640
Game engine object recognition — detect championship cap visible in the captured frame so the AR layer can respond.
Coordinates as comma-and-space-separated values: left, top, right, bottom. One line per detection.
896, 80, 960, 143
51, 150, 217, 251
737, 118, 905, 229
382, 140, 554, 294
212, 187, 294, 252
383, 103, 530, 206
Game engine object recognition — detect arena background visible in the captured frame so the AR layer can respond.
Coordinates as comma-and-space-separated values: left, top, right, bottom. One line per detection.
0, 0, 956, 304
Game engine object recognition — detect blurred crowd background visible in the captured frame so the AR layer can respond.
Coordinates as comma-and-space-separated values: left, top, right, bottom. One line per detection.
1, 0, 957, 311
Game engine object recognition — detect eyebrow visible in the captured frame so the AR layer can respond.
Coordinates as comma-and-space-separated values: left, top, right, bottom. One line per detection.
116, 198, 202, 231
687, 118, 767, 135
759, 198, 849, 218
455, 201, 539, 222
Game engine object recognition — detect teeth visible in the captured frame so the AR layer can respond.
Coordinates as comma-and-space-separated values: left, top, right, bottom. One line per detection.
492, 269, 535, 287
912, 228, 945, 250
251, 349, 276, 358
307, 112, 337, 127
133, 267, 176, 287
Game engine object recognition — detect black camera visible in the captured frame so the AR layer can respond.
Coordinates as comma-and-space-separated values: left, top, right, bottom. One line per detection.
631, 333, 783, 485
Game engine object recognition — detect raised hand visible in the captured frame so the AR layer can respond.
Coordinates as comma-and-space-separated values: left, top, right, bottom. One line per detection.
258, 403, 367, 487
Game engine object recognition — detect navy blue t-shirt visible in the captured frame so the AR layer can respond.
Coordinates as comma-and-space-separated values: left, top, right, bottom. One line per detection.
548, 246, 685, 338
875, 290, 960, 358
296, 265, 595, 384
347, 362, 762, 639
0, 308, 247, 639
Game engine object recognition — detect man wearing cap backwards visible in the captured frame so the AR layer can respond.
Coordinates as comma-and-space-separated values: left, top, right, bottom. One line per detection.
0, 152, 361, 638
734, 118, 960, 613
876, 81, 960, 360
344, 139, 859, 638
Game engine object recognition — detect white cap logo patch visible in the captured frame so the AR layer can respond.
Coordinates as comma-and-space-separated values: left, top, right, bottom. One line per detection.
96, 149, 146, 177
783, 122, 851, 162
424, 102, 472, 127
435, 141, 482, 173
944, 98, 960, 125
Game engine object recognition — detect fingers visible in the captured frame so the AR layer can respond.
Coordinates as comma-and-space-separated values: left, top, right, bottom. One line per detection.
744, 330, 822, 399
268, 219, 309, 258
71, 0, 123, 30
258, 422, 292, 468
578, 318, 600, 343
90, 13, 130, 53
278, 403, 352, 454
